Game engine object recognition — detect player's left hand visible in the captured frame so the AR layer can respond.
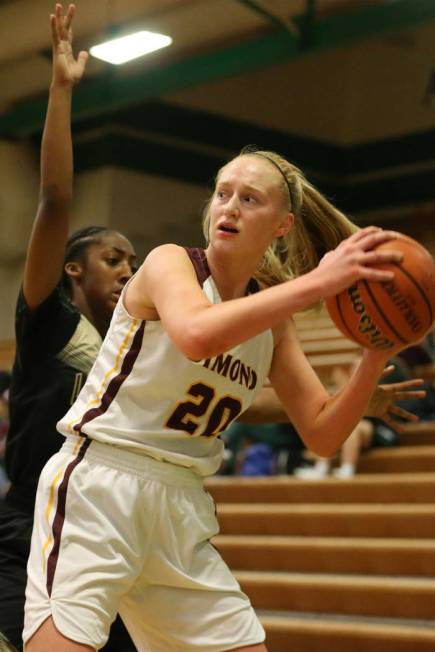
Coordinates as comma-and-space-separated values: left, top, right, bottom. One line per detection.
51, 3, 88, 86
365, 365, 426, 430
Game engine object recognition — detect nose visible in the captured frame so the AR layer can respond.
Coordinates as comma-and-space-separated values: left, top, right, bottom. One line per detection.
225, 196, 240, 218
119, 259, 134, 283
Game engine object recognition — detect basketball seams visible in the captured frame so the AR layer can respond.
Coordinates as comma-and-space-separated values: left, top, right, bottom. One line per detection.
376, 238, 434, 323
335, 292, 368, 348
361, 278, 409, 346
392, 261, 434, 324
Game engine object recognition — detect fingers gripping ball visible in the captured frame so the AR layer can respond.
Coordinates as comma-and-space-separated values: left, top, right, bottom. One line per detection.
326, 235, 435, 352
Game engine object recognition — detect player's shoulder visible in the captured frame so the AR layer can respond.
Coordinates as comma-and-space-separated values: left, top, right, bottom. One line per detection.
141, 243, 193, 273
135, 244, 198, 287
145, 243, 186, 262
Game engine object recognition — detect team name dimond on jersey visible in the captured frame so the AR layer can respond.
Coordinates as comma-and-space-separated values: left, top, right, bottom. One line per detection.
202, 353, 258, 389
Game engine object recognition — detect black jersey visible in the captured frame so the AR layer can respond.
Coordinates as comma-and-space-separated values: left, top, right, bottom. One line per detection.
5, 287, 102, 511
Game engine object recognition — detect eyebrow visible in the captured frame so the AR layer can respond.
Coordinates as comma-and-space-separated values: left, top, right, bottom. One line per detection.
217, 181, 266, 197
107, 246, 137, 261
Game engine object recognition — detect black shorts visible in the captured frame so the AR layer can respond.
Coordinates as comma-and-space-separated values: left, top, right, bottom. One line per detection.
0, 494, 136, 652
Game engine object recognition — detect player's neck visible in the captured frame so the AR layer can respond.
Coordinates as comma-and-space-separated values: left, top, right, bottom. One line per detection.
205, 248, 258, 301
70, 289, 109, 338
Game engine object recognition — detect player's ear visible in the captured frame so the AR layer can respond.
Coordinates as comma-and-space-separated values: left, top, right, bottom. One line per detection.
274, 211, 294, 238
64, 261, 84, 281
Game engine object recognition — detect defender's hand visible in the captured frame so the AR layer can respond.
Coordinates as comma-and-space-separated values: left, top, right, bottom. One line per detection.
366, 365, 426, 430
51, 3, 88, 86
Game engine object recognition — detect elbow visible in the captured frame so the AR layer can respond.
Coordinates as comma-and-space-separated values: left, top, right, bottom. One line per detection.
176, 321, 222, 362
310, 440, 339, 458
39, 186, 72, 208
300, 429, 340, 459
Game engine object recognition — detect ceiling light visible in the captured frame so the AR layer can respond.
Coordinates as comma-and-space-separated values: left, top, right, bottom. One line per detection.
90, 30, 172, 65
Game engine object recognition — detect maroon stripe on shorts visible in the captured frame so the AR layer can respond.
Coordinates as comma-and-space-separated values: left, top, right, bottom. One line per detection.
46, 437, 91, 596
73, 320, 145, 434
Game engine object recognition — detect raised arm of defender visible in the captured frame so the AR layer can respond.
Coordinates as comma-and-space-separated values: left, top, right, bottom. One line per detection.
23, 3, 88, 310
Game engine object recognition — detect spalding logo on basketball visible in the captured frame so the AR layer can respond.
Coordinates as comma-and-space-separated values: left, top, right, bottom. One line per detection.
326, 234, 435, 352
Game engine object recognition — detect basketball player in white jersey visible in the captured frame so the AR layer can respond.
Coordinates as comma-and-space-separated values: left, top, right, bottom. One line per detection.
23, 13, 414, 652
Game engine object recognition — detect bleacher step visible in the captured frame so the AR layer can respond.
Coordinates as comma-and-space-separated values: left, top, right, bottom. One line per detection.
213, 535, 435, 576
206, 473, 435, 504
297, 326, 346, 341
260, 612, 435, 652
358, 445, 435, 473
400, 422, 435, 446
217, 503, 435, 538
236, 571, 435, 620
301, 339, 361, 355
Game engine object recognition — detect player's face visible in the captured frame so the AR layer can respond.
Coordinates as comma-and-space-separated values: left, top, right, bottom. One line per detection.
80, 232, 137, 318
208, 155, 293, 257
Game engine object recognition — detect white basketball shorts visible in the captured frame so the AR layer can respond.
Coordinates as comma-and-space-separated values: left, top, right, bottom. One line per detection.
24, 436, 265, 651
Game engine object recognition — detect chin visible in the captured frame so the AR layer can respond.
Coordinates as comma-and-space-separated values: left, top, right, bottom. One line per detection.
103, 299, 117, 317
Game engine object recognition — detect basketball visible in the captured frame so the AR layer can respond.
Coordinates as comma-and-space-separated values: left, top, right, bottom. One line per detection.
326, 234, 435, 353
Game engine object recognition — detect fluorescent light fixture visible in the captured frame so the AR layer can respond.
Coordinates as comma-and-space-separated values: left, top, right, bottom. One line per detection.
90, 30, 172, 65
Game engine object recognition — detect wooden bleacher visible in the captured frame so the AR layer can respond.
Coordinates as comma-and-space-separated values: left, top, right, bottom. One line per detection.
205, 306, 435, 651
294, 306, 362, 385
0, 339, 14, 371
206, 421, 435, 651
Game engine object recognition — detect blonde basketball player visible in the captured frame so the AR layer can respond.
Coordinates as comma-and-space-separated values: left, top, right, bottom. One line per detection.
24, 15, 413, 652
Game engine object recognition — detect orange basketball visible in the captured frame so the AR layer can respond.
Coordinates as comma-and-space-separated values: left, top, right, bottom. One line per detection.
326, 234, 435, 353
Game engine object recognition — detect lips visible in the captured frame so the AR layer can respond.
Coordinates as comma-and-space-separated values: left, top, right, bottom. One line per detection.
218, 221, 239, 234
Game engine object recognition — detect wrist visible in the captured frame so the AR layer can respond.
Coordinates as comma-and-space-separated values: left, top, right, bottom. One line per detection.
49, 80, 74, 94
361, 347, 391, 372
302, 267, 330, 303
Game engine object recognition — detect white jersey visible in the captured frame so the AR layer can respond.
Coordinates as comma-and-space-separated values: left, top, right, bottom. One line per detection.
58, 247, 274, 476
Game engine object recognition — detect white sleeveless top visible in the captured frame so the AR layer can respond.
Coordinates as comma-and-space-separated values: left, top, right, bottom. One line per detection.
57, 248, 274, 476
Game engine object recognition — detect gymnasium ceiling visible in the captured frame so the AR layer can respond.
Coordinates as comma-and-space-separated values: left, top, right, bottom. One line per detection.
1, 0, 435, 222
